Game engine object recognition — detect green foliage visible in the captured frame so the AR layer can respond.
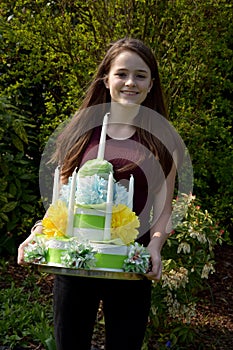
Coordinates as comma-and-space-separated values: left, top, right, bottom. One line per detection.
0, 97, 43, 255
0, 0, 232, 245
143, 0, 233, 235
143, 194, 223, 348
0, 261, 54, 349
0, 5, 229, 350
0, 3, 232, 345
0, 3, 232, 347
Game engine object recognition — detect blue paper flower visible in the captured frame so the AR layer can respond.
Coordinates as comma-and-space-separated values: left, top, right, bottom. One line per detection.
76, 175, 108, 205
59, 174, 129, 207
59, 177, 77, 204
113, 182, 128, 205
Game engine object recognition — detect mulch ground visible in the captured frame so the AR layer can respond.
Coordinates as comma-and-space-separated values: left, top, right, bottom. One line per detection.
189, 243, 233, 349
1, 243, 233, 349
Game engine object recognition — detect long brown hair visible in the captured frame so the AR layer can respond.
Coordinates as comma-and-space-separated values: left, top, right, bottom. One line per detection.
52, 38, 175, 181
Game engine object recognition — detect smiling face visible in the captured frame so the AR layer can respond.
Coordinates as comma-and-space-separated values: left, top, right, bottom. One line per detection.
104, 50, 153, 106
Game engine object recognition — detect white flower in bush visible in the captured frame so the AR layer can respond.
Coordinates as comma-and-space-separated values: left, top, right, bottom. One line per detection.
177, 242, 191, 254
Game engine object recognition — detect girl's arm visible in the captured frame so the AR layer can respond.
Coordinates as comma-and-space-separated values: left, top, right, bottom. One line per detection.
18, 178, 63, 265
146, 159, 176, 280
17, 202, 51, 264
17, 221, 44, 265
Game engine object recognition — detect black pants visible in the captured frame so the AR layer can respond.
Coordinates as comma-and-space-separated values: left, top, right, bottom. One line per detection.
53, 275, 152, 350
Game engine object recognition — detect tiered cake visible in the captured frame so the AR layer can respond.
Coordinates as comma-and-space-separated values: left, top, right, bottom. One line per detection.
24, 114, 150, 273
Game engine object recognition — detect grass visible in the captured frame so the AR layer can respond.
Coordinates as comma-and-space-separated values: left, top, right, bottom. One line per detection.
0, 258, 55, 350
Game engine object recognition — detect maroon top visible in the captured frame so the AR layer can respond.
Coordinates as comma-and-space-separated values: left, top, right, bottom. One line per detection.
80, 127, 165, 246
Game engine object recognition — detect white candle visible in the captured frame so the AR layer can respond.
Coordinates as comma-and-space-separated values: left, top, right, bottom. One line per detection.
104, 172, 114, 241
107, 172, 114, 203
66, 167, 78, 236
52, 166, 60, 205
128, 174, 134, 210
97, 112, 109, 159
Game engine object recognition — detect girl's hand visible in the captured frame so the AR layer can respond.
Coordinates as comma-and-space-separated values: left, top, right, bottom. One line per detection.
17, 232, 35, 265
17, 223, 43, 265
146, 239, 163, 281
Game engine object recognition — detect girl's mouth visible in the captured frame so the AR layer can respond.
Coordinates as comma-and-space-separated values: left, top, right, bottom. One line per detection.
121, 91, 139, 95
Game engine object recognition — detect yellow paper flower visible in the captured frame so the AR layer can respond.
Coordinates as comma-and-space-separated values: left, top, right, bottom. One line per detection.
111, 204, 140, 245
42, 200, 68, 238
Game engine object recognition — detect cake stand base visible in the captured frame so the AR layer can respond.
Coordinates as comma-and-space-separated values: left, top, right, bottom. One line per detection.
37, 264, 148, 280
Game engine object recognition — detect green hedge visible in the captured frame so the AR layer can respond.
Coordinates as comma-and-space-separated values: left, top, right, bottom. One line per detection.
0, 0, 232, 254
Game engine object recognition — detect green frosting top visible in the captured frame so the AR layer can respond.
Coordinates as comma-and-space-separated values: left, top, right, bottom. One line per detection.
78, 159, 113, 179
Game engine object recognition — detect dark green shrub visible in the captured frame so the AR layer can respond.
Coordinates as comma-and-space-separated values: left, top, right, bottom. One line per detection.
0, 0, 232, 252
0, 97, 42, 255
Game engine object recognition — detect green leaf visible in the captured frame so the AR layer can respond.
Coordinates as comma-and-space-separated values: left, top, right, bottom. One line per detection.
45, 335, 57, 350
21, 204, 34, 212
0, 179, 8, 191
9, 183, 17, 196
2, 201, 18, 213
0, 212, 9, 222
11, 134, 24, 152
21, 194, 38, 202
12, 119, 28, 143
0, 193, 8, 203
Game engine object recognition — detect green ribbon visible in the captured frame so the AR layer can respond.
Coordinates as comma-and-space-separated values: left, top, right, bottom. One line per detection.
36, 234, 69, 241
94, 253, 127, 269
46, 248, 127, 269
46, 248, 65, 263
73, 213, 105, 229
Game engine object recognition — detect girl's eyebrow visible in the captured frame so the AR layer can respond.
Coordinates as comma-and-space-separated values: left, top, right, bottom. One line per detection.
116, 68, 149, 73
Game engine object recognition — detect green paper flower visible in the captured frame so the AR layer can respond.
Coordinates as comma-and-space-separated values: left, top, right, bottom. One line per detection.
60, 241, 97, 269
123, 242, 150, 273
78, 159, 113, 179
24, 237, 48, 264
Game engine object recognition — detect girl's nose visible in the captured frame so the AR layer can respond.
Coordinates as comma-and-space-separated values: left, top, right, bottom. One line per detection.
125, 76, 136, 87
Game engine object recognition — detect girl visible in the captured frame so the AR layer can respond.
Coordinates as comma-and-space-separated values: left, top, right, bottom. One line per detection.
18, 38, 181, 350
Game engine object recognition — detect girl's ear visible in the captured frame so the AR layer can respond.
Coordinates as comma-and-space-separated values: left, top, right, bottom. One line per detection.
148, 79, 154, 93
103, 75, 109, 89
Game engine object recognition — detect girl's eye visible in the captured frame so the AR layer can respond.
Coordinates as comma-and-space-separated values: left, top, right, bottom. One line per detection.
116, 72, 126, 77
115, 72, 147, 79
137, 74, 146, 79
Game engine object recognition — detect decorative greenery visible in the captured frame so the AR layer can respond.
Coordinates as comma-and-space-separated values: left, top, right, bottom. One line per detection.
24, 236, 48, 264
61, 241, 97, 269
123, 242, 151, 274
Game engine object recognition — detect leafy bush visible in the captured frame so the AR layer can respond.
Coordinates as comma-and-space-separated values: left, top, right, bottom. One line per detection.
0, 97, 43, 255
143, 194, 224, 349
0, 1, 231, 348
1, 0, 232, 245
